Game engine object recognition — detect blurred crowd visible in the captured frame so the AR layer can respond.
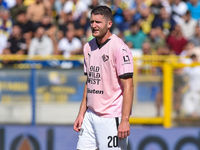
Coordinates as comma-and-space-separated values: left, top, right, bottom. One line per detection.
0, 0, 200, 59
1, 0, 200, 117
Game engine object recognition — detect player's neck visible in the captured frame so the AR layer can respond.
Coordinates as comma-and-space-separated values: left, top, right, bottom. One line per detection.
96, 31, 112, 45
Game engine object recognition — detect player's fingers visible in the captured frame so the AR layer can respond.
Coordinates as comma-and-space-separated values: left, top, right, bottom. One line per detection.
127, 130, 130, 136
118, 131, 122, 140
73, 123, 79, 132
121, 131, 125, 139
123, 131, 128, 138
78, 121, 82, 130
74, 120, 81, 132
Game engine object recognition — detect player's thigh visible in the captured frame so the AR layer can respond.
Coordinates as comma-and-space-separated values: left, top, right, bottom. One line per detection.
77, 110, 98, 150
94, 117, 128, 150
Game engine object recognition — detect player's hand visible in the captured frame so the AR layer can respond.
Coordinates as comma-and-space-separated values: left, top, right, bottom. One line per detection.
117, 120, 130, 140
73, 115, 84, 132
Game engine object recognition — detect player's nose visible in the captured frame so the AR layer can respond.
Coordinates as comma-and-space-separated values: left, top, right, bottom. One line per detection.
91, 22, 97, 28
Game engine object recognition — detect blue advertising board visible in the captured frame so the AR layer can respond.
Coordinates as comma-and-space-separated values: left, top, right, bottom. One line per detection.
0, 69, 161, 103
0, 126, 200, 150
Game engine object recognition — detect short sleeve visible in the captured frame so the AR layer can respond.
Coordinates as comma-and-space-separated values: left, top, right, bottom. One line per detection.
115, 45, 133, 78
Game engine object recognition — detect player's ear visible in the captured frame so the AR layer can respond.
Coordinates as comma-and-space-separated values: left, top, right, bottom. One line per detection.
107, 20, 112, 29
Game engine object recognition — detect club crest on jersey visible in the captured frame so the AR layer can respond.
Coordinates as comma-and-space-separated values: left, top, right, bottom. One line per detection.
102, 54, 109, 62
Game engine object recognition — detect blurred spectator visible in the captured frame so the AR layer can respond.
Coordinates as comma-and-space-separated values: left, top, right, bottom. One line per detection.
59, 11, 73, 34
99, 0, 112, 7
23, 0, 35, 6
171, 0, 188, 23
144, 28, 165, 51
155, 46, 185, 116
59, 12, 88, 39
4, 0, 16, 8
187, 46, 200, 62
155, 45, 171, 116
180, 41, 195, 63
152, 7, 176, 36
125, 22, 146, 49
39, 15, 55, 33
142, 42, 152, 55
0, 33, 7, 54
85, 27, 94, 43
15, 10, 34, 46
87, 0, 99, 19
138, 6, 154, 34
160, 0, 172, 15
63, 0, 88, 21
190, 25, 200, 46
123, 0, 134, 9
2, 25, 27, 57
150, 0, 163, 17
155, 26, 167, 40
80, 0, 92, 6
0, 0, 8, 11
156, 45, 171, 56
178, 10, 197, 40
138, 42, 155, 75
43, 0, 53, 17
52, 0, 64, 18
167, 25, 188, 55
28, 26, 54, 56
88, 0, 99, 13
111, 0, 124, 25
129, 0, 148, 22
182, 54, 200, 117
118, 9, 134, 36
26, 0, 46, 31
173, 68, 186, 116
10, 0, 27, 23
0, 9, 13, 38
39, 15, 60, 54
186, 0, 200, 20
57, 29, 82, 57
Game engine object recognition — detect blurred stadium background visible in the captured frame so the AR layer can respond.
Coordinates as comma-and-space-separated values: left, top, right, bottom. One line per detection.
1, 0, 200, 149
1, 54, 200, 150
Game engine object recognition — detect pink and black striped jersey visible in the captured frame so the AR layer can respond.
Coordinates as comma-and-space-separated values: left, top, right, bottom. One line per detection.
84, 34, 133, 117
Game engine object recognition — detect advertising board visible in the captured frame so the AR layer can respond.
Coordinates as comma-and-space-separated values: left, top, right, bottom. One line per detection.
0, 126, 199, 150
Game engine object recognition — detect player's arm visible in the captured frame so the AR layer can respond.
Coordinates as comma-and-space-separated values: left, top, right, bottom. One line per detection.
118, 76, 133, 140
73, 81, 88, 132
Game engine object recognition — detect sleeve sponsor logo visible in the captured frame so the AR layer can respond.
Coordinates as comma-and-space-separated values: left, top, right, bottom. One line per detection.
122, 55, 131, 65
123, 55, 130, 62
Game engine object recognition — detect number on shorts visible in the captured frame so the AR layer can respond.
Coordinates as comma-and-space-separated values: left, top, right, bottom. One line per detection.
108, 136, 118, 148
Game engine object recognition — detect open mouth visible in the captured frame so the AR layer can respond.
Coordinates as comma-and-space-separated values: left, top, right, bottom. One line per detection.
92, 29, 99, 33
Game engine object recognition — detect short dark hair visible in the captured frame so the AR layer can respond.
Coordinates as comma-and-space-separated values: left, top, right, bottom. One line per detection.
91, 5, 113, 21
190, 54, 197, 59
185, 10, 190, 16
17, 10, 26, 16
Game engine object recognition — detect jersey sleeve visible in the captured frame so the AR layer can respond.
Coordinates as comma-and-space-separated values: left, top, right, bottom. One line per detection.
115, 45, 134, 78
